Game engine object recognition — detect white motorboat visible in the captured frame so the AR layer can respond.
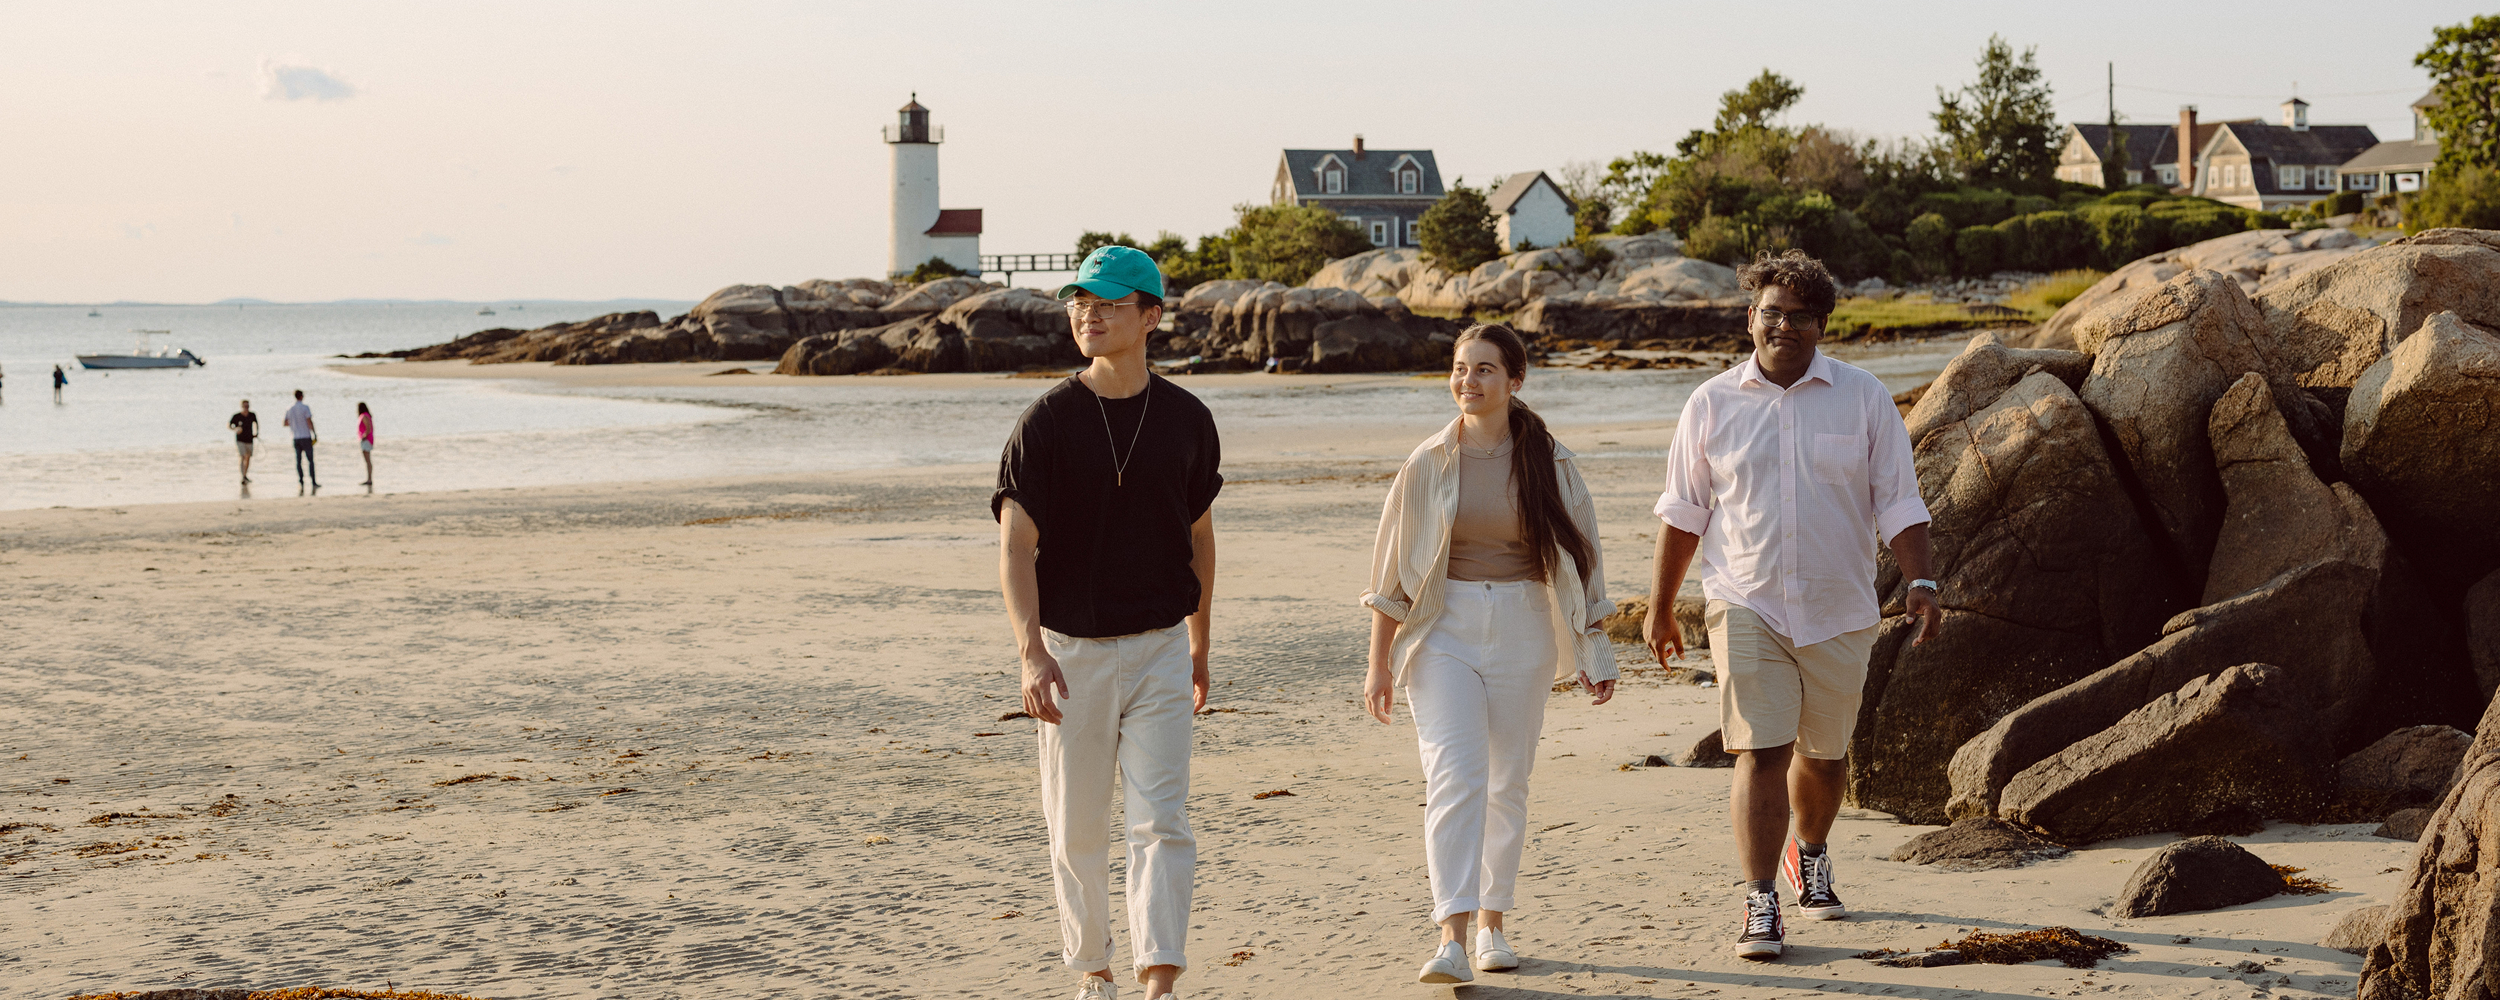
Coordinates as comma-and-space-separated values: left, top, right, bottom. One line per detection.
477, 305, 497, 316
78, 330, 204, 369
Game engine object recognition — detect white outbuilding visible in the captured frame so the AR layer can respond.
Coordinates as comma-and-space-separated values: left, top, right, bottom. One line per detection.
885, 95, 983, 278
1487, 171, 1576, 251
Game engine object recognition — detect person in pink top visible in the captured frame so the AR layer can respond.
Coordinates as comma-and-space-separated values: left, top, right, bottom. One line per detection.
1645, 249, 1942, 961
354, 402, 375, 486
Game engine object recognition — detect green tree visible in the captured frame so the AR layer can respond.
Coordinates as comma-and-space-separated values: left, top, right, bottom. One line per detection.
2101, 128, 2130, 190
1933, 36, 2061, 188
1712, 69, 1805, 135
2416, 15, 2500, 171
903, 256, 969, 283
1418, 179, 1503, 272
1074, 231, 1139, 257
1905, 212, 1956, 272
2405, 163, 2500, 232
1225, 203, 1368, 285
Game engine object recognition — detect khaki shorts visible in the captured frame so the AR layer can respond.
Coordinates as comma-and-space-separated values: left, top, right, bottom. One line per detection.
1708, 600, 1879, 760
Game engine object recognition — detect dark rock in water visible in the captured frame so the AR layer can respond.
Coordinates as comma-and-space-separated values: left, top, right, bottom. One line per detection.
2111, 835, 2286, 918
2362, 669, 2500, 1000
2321, 904, 2392, 954
1888, 818, 2072, 870
773, 289, 1079, 376
1682, 730, 1737, 768
2342, 311, 2500, 591
2337, 725, 2473, 820
1998, 664, 2332, 844
1512, 298, 1750, 350
2373, 807, 2433, 841
1851, 366, 2186, 825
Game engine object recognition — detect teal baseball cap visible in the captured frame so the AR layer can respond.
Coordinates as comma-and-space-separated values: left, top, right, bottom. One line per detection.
1056, 245, 1167, 301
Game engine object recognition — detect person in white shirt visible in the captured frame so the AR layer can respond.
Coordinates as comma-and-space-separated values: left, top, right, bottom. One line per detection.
282, 390, 319, 489
1645, 250, 1942, 961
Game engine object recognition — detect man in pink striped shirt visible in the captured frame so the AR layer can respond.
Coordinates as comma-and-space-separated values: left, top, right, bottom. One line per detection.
1644, 250, 1942, 961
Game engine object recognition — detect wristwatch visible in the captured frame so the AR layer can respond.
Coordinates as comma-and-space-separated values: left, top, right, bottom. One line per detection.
1910, 579, 1941, 594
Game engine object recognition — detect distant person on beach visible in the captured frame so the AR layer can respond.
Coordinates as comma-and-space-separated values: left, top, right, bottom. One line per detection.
1647, 250, 1939, 961
228, 400, 259, 484
283, 390, 319, 488
355, 402, 375, 485
994, 246, 1220, 1000
1359, 323, 1618, 985
54, 364, 67, 401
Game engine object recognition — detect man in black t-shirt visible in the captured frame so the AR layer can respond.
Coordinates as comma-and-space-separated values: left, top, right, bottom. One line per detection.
994, 246, 1220, 1000
228, 400, 259, 484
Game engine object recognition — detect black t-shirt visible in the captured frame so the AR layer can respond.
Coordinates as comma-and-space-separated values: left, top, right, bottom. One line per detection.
230, 411, 258, 442
993, 373, 1222, 639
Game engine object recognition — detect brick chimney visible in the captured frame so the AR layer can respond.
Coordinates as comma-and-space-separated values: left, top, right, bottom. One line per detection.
1352, 134, 1366, 159
2176, 105, 2198, 192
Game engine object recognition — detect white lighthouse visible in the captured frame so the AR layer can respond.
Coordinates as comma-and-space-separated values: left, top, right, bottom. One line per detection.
886, 95, 982, 278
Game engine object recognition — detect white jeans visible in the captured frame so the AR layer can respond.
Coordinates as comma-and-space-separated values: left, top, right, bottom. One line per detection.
1039, 623, 1195, 978
1407, 580, 1556, 923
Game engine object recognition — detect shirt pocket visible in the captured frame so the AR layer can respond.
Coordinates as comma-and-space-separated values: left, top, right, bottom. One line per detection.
1809, 432, 1864, 486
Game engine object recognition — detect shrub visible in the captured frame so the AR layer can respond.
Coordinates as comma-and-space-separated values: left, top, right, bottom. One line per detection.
1153, 231, 1232, 293
1916, 187, 2018, 228
1419, 180, 1504, 272
2079, 204, 2161, 268
1905, 212, 1957, 273
1683, 215, 1747, 265
1992, 214, 2035, 270
2016, 211, 2093, 272
1227, 203, 1370, 285
2252, 211, 2288, 230
2405, 163, 2500, 232
903, 256, 970, 283
2315, 190, 2365, 217
1955, 225, 2003, 276
2158, 209, 2246, 246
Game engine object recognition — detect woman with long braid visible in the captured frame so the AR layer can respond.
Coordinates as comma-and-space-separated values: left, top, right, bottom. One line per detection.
1359, 323, 1619, 985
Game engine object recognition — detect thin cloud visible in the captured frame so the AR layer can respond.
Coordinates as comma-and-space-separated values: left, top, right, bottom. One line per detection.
259, 58, 357, 102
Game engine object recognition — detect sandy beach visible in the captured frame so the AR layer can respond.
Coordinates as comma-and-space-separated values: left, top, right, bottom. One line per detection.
0, 358, 2409, 999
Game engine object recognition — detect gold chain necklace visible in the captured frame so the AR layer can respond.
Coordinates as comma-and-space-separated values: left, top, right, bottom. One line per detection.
1090, 375, 1152, 487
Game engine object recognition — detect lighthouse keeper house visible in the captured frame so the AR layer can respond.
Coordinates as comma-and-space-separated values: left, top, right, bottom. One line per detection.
1270, 137, 1443, 249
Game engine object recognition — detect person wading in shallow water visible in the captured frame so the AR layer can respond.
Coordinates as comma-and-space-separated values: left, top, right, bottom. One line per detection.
283, 390, 319, 489
1647, 249, 1941, 962
228, 400, 258, 484
355, 402, 375, 485
993, 245, 1222, 1000
1358, 323, 1620, 985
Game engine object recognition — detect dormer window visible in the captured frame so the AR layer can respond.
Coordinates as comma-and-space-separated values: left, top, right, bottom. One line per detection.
1399, 168, 1418, 194
1325, 168, 1344, 194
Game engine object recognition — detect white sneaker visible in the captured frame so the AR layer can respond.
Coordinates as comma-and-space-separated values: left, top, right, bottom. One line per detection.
1417, 940, 1473, 983
1073, 976, 1117, 1000
1474, 927, 1519, 971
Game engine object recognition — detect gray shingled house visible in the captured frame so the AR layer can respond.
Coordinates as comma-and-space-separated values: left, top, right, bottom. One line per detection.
2192, 100, 2379, 212
1271, 136, 1444, 249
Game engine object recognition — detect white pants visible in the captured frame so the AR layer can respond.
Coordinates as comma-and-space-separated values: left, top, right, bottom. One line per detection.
1039, 623, 1195, 978
1407, 580, 1556, 922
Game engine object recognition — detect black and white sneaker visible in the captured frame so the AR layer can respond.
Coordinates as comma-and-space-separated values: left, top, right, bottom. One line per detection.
1735, 889, 1785, 960
1784, 838, 1848, 920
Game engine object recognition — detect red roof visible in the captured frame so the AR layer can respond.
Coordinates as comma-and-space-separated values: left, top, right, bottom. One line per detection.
926, 209, 983, 235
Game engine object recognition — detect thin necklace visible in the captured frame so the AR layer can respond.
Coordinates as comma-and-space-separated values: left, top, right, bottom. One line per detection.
1090, 373, 1151, 487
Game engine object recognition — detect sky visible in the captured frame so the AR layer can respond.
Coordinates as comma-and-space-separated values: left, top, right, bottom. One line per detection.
0, 0, 2478, 303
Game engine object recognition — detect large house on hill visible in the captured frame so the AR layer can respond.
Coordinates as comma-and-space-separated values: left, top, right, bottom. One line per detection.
2056, 98, 2384, 212
2341, 90, 2443, 195
1272, 137, 1444, 249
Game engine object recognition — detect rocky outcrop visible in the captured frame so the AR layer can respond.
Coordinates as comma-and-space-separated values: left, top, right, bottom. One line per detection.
2112, 835, 2290, 918
2338, 726, 2474, 821
2473, 571, 2500, 701
774, 287, 1079, 376
2341, 311, 2500, 590
1194, 284, 1462, 371
2205, 374, 2383, 601
2255, 228, 2500, 390
1998, 664, 2333, 844
2042, 227, 2378, 352
2359, 689, 2500, 1000
2375, 808, 2435, 841
1901, 332, 2093, 445
1847, 364, 2185, 824
1888, 818, 2071, 870
2076, 269, 2339, 584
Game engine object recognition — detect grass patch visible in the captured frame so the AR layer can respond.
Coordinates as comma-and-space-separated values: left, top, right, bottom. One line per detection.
1825, 299, 2009, 340
2006, 269, 2107, 315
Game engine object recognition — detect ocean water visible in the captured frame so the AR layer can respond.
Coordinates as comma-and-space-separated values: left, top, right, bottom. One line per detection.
0, 303, 1961, 511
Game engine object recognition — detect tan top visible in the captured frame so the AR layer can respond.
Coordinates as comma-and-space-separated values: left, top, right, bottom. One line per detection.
1360, 417, 1618, 688
1447, 439, 1540, 582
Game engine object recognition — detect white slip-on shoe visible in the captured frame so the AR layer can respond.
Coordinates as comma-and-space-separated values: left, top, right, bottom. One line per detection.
1474, 927, 1519, 971
1073, 975, 1117, 1000
1417, 940, 1474, 983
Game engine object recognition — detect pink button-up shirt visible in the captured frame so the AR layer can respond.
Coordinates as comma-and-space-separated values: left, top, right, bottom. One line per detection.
1654, 352, 1930, 647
